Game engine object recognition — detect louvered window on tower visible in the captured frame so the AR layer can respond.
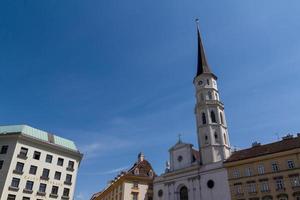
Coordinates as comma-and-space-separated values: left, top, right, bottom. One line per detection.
202, 113, 206, 124
210, 111, 216, 123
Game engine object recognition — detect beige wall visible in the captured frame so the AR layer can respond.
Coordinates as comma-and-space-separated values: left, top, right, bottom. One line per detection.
225, 149, 300, 200
0, 134, 81, 200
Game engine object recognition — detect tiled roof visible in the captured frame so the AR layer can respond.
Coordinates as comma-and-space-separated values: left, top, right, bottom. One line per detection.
225, 136, 300, 163
0, 125, 78, 151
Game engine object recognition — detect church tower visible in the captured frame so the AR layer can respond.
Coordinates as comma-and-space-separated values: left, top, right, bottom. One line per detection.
193, 20, 231, 165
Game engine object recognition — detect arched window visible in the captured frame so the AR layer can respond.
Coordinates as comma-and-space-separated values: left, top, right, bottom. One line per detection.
208, 91, 212, 100
224, 133, 227, 145
210, 111, 216, 123
215, 93, 218, 100
220, 112, 224, 124
207, 79, 210, 85
180, 186, 188, 200
202, 113, 206, 125
134, 168, 139, 175
214, 132, 218, 141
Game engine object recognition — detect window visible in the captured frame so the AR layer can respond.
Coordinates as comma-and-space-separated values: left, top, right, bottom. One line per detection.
38, 183, 47, 193
29, 165, 37, 175
202, 113, 206, 124
234, 184, 243, 195
214, 132, 218, 140
224, 133, 227, 144
33, 151, 41, 160
0, 160, 4, 170
247, 183, 256, 193
68, 160, 74, 170
271, 162, 279, 172
260, 181, 269, 192
25, 181, 34, 191
276, 178, 284, 190
200, 93, 204, 101
245, 167, 252, 176
215, 93, 219, 100
290, 176, 300, 187
51, 186, 59, 195
257, 164, 265, 175
208, 91, 212, 100
41, 168, 50, 179
63, 188, 70, 197
133, 181, 138, 189
22, 197, 30, 200
207, 79, 210, 85
210, 111, 216, 123
179, 186, 188, 200
19, 147, 28, 158
45, 155, 53, 163
11, 178, 20, 188
65, 174, 72, 184
287, 160, 295, 169
15, 162, 24, 173
132, 192, 138, 200
54, 171, 61, 180
0, 145, 8, 154
134, 168, 139, 175
7, 194, 16, 200
220, 112, 224, 124
233, 169, 240, 178
57, 158, 64, 166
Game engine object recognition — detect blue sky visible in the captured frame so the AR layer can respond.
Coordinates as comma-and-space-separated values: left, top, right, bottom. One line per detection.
1, 0, 300, 199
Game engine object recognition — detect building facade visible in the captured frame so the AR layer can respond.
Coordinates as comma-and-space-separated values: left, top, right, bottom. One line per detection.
91, 153, 155, 200
153, 21, 231, 200
0, 125, 83, 200
224, 135, 300, 200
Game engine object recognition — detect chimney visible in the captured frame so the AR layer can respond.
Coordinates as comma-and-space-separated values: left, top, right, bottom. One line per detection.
282, 134, 293, 140
138, 152, 144, 162
252, 141, 261, 147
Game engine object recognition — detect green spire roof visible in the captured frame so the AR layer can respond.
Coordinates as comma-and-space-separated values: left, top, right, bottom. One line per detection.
0, 125, 78, 151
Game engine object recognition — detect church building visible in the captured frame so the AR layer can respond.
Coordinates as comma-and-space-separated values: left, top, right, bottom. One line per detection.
153, 21, 232, 200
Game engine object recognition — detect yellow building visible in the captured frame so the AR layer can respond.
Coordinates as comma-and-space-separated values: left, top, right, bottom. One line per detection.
91, 153, 155, 200
224, 134, 300, 200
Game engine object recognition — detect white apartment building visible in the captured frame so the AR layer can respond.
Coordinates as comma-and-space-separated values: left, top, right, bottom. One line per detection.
0, 125, 83, 200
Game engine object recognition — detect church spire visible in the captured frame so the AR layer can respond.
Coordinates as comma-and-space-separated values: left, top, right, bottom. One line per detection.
195, 19, 215, 78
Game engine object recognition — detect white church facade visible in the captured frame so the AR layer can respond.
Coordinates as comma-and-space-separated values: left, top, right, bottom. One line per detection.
153, 21, 231, 200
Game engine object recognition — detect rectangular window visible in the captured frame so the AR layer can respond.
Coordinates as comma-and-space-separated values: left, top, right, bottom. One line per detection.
15, 162, 24, 173
0, 160, 4, 169
257, 164, 265, 174
57, 158, 64, 166
65, 174, 72, 183
7, 194, 16, 200
245, 167, 252, 177
132, 192, 138, 200
33, 151, 41, 160
247, 183, 256, 193
68, 161, 74, 169
232, 169, 240, 178
54, 171, 61, 180
291, 176, 300, 187
41, 168, 50, 179
0, 145, 8, 154
39, 183, 47, 193
276, 178, 284, 190
260, 181, 269, 192
45, 155, 53, 163
22, 197, 30, 200
287, 160, 295, 169
272, 162, 279, 172
51, 186, 59, 195
63, 188, 70, 197
11, 178, 20, 188
19, 147, 28, 158
25, 181, 34, 191
29, 165, 37, 175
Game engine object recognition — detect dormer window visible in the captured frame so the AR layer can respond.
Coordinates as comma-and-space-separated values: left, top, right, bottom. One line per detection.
134, 168, 139, 175
148, 170, 153, 177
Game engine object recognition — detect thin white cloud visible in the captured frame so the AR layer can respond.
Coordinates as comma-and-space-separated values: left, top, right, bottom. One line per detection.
81, 166, 129, 176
